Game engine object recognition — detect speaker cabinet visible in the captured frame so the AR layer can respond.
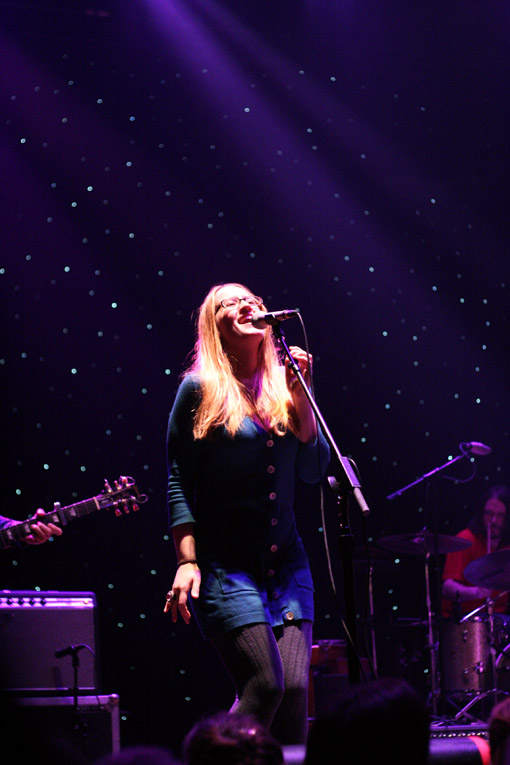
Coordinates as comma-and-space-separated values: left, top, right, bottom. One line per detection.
11, 694, 120, 761
0, 590, 98, 694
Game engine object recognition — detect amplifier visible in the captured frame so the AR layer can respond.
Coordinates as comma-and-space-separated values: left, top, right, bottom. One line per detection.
430, 722, 489, 739
283, 737, 489, 765
12, 694, 120, 761
0, 590, 98, 694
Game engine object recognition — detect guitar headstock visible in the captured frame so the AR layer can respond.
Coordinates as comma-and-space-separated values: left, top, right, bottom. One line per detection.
100, 476, 148, 516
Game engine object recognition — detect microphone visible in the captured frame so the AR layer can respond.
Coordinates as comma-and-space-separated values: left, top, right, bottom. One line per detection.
251, 308, 300, 329
55, 643, 87, 659
460, 441, 492, 456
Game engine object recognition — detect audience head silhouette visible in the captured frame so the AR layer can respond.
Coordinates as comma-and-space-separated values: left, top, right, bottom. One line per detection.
489, 697, 510, 765
305, 677, 430, 765
182, 711, 284, 765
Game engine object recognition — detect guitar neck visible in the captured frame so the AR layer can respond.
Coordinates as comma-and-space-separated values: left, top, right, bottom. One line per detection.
0, 497, 99, 549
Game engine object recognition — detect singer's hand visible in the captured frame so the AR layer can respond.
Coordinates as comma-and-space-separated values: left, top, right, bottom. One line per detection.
164, 563, 201, 624
285, 346, 317, 443
285, 346, 312, 392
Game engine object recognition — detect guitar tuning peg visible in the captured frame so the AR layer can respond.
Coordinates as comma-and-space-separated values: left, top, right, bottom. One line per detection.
104, 479, 113, 493
131, 499, 139, 512
114, 501, 122, 517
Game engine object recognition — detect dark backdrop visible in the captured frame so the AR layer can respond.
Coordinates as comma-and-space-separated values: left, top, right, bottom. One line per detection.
1, 0, 508, 756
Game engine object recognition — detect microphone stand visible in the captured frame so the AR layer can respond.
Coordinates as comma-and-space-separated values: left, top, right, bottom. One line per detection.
386, 453, 466, 501
274, 324, 370, 685
70, 647, 81, 714
56, 646, 86, 741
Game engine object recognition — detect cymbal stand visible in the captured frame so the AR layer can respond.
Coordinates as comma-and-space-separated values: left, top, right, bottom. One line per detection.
488, 598, 497, 689
424, 551, 440, 716
367, 561, 378, 679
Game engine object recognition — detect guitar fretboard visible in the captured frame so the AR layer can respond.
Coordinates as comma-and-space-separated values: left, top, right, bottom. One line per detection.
0, 497, 99, 548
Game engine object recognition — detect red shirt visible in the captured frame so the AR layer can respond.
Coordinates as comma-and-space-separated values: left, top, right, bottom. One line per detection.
442, 529, 509, 618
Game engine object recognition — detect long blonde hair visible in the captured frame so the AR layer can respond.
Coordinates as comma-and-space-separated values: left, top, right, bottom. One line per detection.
186, 283, 293, 439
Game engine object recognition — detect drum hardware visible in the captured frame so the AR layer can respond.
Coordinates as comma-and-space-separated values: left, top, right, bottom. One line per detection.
424, 550, 441, 715
384, 444, 488, 717
443, 550, 510, 720
375, 534, 510, 722
445, 598, 510, 723
353, 545, 396, 679
495, 639, 510, 694
367, 560, 378, 679
376, 530, 469, 716
494, 614, 510, 671
460, 594, 509, 686
448, 685, 510, 723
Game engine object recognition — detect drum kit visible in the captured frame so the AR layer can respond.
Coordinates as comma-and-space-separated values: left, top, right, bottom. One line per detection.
374, 533, 510, 721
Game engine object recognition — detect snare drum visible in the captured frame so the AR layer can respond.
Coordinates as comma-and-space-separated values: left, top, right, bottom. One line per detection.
442, 618, 491, 693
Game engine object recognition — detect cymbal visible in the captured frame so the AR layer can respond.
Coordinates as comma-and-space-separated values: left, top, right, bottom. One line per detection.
464, 549, 510, 590
376, 532, 472, 556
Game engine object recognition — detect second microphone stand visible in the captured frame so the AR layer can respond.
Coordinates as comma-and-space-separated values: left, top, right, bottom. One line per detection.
274, 324, 370, 684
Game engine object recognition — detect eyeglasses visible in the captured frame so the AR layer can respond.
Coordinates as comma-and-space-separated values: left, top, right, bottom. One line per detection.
215, 295, 263, 313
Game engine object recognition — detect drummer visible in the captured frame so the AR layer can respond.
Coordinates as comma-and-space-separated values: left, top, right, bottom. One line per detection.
442, 485, 510, 619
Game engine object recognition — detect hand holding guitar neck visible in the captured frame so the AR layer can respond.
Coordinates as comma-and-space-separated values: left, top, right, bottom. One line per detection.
0, 475, 147, 550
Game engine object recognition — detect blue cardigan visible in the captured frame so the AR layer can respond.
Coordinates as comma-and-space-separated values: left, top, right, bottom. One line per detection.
166, 374, 330, 639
